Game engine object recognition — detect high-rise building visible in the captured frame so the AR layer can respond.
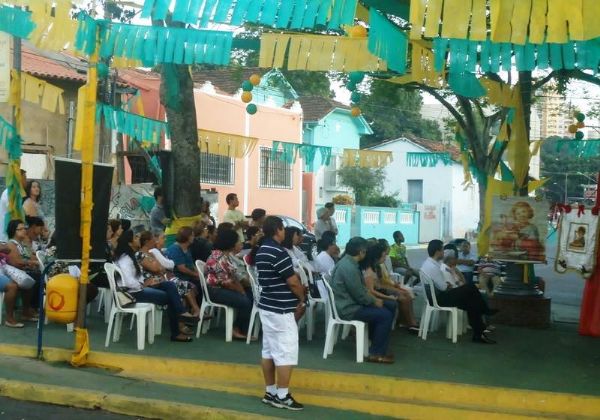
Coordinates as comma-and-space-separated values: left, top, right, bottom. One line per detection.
537, 89, 569, 139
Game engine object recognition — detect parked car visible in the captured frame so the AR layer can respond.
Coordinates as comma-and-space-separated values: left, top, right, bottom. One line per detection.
277, 215, 317, 260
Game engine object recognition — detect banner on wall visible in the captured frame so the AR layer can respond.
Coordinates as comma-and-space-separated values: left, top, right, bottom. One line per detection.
489, 196, 548, 263
555, 210, 599, 278
0, 33, 9, 102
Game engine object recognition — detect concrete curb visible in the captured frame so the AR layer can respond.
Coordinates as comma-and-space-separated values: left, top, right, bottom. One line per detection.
0, 378, 273, 420
2, 344, 600, 419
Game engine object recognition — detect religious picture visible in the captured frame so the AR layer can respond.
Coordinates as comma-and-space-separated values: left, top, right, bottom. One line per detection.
567, 223, 588, 253
489, 197, 547, 262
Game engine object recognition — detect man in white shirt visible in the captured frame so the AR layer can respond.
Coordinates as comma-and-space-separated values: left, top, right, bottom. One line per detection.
0, 169, 27, 242
223, 193, 248, 243
420, 240, 497, 344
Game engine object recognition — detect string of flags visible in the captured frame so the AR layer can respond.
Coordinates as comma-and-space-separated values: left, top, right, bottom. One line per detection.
406, 152, 452, 167
342, 149, 392, 168
96, 103, 169, 146
270, 141, 332, 169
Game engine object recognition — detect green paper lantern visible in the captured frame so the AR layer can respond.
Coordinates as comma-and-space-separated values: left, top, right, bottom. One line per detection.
346, 81, 357, 91
246, 103, 257, 115
242, 80, 254, 92
575, 131, 585, 140
97, 62, 109, 78
350, 91, 361, 103
349, 71, 365, 84
576, 112, 586, 122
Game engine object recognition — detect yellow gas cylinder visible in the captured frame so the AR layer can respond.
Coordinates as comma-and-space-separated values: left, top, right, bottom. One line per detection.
45, 273, 79, 324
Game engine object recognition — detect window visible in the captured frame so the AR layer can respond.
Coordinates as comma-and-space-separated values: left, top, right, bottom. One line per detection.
259, 147, 292, 189
407, 179, 423, 203
126, 154, 159, 184
199, 152, 235, 185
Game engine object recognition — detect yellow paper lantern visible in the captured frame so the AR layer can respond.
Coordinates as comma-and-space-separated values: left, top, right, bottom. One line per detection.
241, 91, 253, 103
349, 25, 367, 38
568, 124, 578, 134
577, 121, 585, 129
249, 74, 261, 86
351, 107, 361, 117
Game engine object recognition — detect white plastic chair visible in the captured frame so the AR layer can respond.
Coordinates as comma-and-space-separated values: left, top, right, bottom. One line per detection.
243, 255, 261, 344
297, 261, 329, 341
195, 260, 235, 342
104, 263, 155, 350
322, 280, 368, 363
418, 270, 461, 343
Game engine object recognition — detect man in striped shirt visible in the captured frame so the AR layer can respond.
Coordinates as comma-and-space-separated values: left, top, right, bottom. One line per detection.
255, 216, 306, 411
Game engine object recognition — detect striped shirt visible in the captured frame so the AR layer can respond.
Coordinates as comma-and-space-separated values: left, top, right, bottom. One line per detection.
255, 238, 298, 314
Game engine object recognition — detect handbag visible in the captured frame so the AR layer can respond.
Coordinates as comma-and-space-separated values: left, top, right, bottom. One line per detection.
116, 288, 137, 308
2, 264, 36, 290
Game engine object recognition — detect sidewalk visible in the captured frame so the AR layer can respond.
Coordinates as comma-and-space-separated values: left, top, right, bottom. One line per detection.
1, 306, 600, 418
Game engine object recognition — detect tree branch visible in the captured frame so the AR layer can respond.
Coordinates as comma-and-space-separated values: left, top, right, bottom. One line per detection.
532, 70, 558, 91
413, 83, 467, 132
562, 69, 600, 88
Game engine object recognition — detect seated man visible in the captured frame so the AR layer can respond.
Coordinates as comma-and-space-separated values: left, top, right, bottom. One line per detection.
389, 231, 419, 285
440, 249, 466, 288
331, 237, 394, 364
456, 240, 476, 284
420, 240, 497, 344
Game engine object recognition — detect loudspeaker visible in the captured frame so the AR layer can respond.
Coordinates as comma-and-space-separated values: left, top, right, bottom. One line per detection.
54, 158, 114, 260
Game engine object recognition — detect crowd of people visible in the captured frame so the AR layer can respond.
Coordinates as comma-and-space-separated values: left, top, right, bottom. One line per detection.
1, 182, 501, 412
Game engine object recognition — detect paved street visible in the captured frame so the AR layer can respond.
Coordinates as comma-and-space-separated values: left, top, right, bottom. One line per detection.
0, 397, 139, 420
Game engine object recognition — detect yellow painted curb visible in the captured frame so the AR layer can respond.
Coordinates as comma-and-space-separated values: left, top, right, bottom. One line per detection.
0, 378, 272, 420
2, 343, 600, 419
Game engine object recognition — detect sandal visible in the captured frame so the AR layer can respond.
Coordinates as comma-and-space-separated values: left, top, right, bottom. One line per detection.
171, 335, 193, 342
4, 321, 25, 328
366, 355, 394, 364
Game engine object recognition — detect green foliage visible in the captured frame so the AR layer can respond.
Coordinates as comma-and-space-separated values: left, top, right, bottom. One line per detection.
337, 165, 399, 207
360, 79, 442, 147
280, 70, 333, 98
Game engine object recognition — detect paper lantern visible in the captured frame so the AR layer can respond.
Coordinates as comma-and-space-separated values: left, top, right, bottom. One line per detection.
349, 72, 365, 84
350, 91, 361, 103
568, 124, 578, 134
241, 91, 253, 103
575, 131, 585, 140
246, 103, 257, 115
577, 121, 585, 129
249, 74, 261, 86
351, 107, 361, 117
576, 112, 586, 122
349, 25, 367, 38
242, 80, 254, 92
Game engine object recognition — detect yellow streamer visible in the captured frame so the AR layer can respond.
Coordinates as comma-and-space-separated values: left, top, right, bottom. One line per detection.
8, 70, 21, 133
423, 0, 443, 39
510, 0, 532, 45
409, 0, 426, 39
470, 0, 487, 41
28, 0, 78, 52
441, 0, 471, 39
342, 149, 392, 168
259, 33, 386, 71
529, 0, 548, 44
546, 0, 569, 43
197, 129, 258, 158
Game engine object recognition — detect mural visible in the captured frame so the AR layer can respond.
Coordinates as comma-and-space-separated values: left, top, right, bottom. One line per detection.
489, 196, 548, 263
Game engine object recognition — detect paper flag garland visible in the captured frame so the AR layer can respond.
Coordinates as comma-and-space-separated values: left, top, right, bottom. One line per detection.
97, 103, 169, 145
342, 149, 392, 168
270, 141, 332, 169
141, 0, 358, 29
197, 129, 259, 158
27, 0, 78, 51
367, 8, 407, 73
0, 5, 36, 39
17, 73, 66, 115
406, 152, 452, 167
0, 115, 22, 161
259, 32, 386, 72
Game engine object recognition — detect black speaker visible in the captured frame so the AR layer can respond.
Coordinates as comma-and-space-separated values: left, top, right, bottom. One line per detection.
55, 158, 114, 260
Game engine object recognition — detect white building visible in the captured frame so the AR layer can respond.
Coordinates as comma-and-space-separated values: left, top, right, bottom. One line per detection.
369, 137, 479, 242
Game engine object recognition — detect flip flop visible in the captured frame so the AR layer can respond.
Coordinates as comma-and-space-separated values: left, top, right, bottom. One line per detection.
5, 321, 25, 328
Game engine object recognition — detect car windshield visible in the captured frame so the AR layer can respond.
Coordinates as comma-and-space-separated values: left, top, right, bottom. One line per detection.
282, 216, 304, 230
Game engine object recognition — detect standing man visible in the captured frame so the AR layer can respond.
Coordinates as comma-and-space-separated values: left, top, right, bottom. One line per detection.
324, 202, 338, 236
420, 240, 497, 344
389, 231, 419, 285
0, 169, 26, 242
150, 187, 170, 233
223, 193, 247, 243
255, 216, 306, 410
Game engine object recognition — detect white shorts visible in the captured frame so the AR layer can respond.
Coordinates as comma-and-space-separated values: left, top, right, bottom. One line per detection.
259, 309, 298, 366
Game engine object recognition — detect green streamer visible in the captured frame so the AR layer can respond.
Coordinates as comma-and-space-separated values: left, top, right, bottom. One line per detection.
0, 5, 36, 39
271, 141, 333, 170
368, 8, 407, 73
0, 116, 22, 160
406, 152, 452, 167
96, 103, 169, 144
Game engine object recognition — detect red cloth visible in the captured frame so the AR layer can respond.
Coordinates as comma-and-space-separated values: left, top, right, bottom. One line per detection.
578, 172, 600, 336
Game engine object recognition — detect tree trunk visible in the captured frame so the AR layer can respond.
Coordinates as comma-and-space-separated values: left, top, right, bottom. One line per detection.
518, 71, 533, 196
160, 63, 201, 217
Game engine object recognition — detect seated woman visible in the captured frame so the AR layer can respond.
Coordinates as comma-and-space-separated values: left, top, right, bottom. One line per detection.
204, 228, 254, 340
107, 219, 123, 257
313, 236, 339, 276
136, 231, 201, 320
165, 227, 200, 289
238, 226, 262, 258
114, 229, 196, 342
331, 237, 395, 364
0, 237, 31, 328
5, 219, 41, 320
282, 226, 314, 272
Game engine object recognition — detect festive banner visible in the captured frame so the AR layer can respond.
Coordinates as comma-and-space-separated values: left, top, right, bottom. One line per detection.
142, 0, 358, 29
75, 14, 233, 66
18, 73, 66, 114
387, 41, 443, 88
368, 8, 408, 73
259, 32, 386, 72
198, 129, 258, 158
342, 149, 392, 168
0, 4, 36, 39
410, 0, 600, 44
406, 152, 452, 167
27, 0, 78, 51
489, 196, 548, 263
270, 141, 332, 169
97, 103, 169, 145
0, 115, 22, 160
555, 209, 599, 279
